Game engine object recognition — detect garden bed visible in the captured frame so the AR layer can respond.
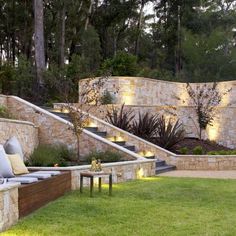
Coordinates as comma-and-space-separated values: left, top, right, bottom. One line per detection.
174, 137, 231, 154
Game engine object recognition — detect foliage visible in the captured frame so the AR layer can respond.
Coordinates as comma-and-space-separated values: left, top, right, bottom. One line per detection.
0, 105, 13, 119
106, 104, 134, 132
178, 147, 189, 155
131, 112, 159, 141
100, 90, 114, 105
28, 145, 76, 167
101, 51, 138, 76
182, 29, 236, 82
84, 150, 122, 163
192, 146, 204, 155
153, 116, 185, 151
184, 83, 230, 139
207, 150, 236, 155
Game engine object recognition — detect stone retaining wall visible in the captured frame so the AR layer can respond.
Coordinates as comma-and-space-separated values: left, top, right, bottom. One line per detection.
79, 77, 236, 106
7, 96, 78, 151
0, 118, 39, 158
29, 159, 156, 190
168, 155, 236, 170
0, 183, 19, 232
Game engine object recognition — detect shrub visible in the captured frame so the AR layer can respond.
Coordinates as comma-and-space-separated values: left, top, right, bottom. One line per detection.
0, 106, 13, 119
85, 150, 122, 163
179, 147, 189, 155
131, 112, 159, 141
106, 104, 134, 132
193, 146, 204, 155
153, 116, 185, 151
101, 51, 138, 76
207, 150, 236, 155
100, 90, 114, 105
29, 145, 77, 167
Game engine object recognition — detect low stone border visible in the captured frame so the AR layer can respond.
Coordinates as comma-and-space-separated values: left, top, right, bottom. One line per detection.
0, 183, 20, 232
170, 155, 236, 170
29, 159, 156, 190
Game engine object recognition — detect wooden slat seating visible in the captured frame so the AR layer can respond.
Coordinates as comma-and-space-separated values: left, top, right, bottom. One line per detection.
18, 171, 71, 218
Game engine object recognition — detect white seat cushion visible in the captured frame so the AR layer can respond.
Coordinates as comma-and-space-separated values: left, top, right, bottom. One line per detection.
21, 173, 51, 179
8, 177, 38, 184
34, 171, 61, 176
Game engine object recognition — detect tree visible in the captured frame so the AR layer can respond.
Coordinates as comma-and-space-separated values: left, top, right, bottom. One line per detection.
33, 0, 45, 86
184, 83, 231, 139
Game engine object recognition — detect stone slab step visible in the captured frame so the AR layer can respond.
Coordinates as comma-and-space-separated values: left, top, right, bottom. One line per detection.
93, 131, 107, 137
156, 160, 166, 167
112, 141, 126, 146
156, 165, 176, 174
124, 145, 135, 151
84, 127, 98, 132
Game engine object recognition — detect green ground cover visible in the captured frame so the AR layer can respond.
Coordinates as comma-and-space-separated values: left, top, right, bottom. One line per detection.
3, 177, 236, 236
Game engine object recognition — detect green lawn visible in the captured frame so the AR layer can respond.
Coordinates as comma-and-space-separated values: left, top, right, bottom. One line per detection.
3, 177, 236, 236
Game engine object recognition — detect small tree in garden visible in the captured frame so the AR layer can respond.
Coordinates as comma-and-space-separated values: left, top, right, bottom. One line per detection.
55, 74, 118, 161
184, 82, 231, 139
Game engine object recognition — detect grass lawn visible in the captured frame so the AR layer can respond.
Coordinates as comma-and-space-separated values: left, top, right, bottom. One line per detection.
3, 177, 236, 236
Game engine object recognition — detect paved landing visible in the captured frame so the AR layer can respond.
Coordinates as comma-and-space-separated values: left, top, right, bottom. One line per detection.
158, 170, 236, 179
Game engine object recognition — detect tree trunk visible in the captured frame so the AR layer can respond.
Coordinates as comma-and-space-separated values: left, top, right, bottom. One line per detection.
59, 3, 66, 68
134, 0, 145, 56
33, 0, 45, 86
85, 0, 93, 31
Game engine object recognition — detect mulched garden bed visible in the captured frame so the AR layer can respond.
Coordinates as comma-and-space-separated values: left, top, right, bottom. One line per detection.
174, 137, 231, 155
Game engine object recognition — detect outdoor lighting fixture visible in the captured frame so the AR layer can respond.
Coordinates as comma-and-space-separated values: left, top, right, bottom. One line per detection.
138, 150, 155, 158
86, 121, 97, 127
208, 127, 218, 141
137, 167, 144, 179
107, 136, 125, 142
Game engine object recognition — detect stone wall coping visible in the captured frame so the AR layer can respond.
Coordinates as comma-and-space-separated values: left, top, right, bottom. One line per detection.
9, 96, 72, 125
8, 96, 148, 161
80, 76, 236, 86
28, 159, 155, 171
0, 182, 20, 192
0, 117, 38, 128
175, 154, 236, 158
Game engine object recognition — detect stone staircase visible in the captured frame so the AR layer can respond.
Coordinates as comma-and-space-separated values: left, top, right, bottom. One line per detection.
46, 108, 176, 174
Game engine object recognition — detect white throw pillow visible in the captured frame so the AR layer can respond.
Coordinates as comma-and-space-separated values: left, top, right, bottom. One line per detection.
0, 145, 14, 178
4, 136, 24, 160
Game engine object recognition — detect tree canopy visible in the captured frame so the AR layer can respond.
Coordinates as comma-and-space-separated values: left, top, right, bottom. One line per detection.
1, 0, 236, 103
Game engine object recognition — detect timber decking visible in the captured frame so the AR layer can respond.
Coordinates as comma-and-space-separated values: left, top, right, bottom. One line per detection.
18, 171, 71, 218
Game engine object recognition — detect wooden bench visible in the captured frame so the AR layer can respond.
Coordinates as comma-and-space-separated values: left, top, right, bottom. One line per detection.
18, 171, 71, 218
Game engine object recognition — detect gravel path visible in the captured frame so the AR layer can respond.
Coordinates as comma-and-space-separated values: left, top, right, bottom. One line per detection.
158, 170, 236, 179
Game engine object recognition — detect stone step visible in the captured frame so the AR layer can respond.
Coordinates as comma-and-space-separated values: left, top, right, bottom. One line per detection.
156, 160, 166, 167
155, 165, 176, 175
112, 141, 126, 146
124, 145, 136, 152
84, 127, 99, 132
93, 131, 107, 137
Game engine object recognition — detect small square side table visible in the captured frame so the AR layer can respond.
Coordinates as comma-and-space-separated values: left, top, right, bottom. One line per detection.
80, 171, 112, 197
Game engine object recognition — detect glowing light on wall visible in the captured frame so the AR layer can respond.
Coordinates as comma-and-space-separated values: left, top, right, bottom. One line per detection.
137, 167, 144, 179
207, 121, 220, 141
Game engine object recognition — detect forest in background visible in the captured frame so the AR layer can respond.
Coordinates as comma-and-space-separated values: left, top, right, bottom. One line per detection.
1, 0, 236, 103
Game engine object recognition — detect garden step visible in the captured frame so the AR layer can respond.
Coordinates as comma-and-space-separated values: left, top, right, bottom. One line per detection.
124, 145, 136, 151
84, 127, 99, 132
155, 165, 176, 174
93, 131, 107, 137
112, 141, 126, 146
156, 160, 166, 167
